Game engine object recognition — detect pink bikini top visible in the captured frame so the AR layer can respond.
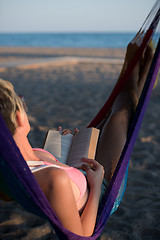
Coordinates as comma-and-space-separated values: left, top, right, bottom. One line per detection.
27, 148, 88, 212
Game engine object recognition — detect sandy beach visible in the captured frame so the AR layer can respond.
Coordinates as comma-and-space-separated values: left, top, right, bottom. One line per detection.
0, 47, 160, 240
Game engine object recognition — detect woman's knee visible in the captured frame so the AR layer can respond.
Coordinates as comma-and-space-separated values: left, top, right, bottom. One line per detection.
107, 110, 129, 131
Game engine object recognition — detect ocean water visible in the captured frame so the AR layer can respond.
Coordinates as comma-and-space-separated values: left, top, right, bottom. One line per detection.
0, 33, 136, 48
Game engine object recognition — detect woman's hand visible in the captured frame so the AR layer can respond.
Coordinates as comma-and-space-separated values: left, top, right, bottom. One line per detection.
57, 126, 79, 135
82, 158, 104, 191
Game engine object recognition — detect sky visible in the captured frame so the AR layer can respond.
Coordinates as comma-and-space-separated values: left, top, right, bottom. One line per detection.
0, 0, 157, 33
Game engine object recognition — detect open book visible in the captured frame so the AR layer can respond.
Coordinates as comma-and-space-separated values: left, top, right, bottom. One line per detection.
43, 127, 100, 168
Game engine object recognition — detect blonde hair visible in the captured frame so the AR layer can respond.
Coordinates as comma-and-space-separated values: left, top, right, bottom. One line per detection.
0, 79, 24, 135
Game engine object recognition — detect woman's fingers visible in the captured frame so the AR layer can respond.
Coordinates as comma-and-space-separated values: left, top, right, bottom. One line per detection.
57, 126, 63, 132
57, 126, 79, 135
82, 158, 104, 171
82, 158, 105, 187
81, 163, 91, 171
62, 129, 73, 135
82, 158, 97, 165
74, 128, 79, 135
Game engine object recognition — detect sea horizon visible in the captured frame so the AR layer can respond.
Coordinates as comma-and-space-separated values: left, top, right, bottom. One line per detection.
0, 32, 137, 48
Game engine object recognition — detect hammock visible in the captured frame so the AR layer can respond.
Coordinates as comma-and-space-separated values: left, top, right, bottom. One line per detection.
0, 1, 160, 239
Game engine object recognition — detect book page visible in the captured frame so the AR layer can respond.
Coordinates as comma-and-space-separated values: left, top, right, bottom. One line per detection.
67, 128, 93, 168
44, 131, 73, 164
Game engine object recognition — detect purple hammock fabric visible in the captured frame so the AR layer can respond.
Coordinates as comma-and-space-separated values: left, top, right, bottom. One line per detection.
0, 2, 160, 240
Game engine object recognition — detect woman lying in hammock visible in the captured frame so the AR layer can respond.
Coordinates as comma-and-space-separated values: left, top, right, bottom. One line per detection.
0, 43, 153, 237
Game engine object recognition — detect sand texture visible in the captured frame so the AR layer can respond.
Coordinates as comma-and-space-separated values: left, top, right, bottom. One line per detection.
0, 47, 160, 240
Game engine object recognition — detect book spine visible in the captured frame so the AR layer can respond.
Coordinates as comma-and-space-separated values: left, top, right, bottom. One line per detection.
87, 129, 99, 160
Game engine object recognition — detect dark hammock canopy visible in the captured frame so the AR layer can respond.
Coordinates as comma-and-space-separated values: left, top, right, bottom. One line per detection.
0, 1, 160, 239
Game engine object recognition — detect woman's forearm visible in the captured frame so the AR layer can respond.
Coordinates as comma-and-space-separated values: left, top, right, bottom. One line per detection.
79, 158, 104, 236
80, 187, 101, 237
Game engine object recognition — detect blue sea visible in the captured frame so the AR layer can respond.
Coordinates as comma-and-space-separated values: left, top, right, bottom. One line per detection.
0, 33, 136, 48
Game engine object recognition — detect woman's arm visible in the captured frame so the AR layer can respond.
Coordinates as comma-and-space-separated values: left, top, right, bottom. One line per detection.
52, 159, 104, 237
80, 158, 104, 235
33, 160, 104, 237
